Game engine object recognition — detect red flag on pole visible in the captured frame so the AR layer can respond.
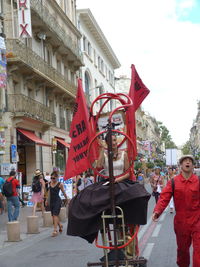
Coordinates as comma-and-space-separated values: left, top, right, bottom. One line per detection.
131, 64, 150, 112
126, 65, 150, 178
64, 79, 93, 180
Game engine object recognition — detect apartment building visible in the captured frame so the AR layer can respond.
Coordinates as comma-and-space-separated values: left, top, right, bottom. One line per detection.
77, 9, 120, 114
0, 0, 83, 183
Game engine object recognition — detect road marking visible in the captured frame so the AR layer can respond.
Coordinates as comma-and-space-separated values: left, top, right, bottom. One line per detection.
152, 224, 162, 237
139, 221, 157, 252
142, 243, 154, 260
138, 216, 152, 241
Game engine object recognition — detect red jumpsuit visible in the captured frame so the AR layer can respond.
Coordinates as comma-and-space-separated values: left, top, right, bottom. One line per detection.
153, 173, 200, 267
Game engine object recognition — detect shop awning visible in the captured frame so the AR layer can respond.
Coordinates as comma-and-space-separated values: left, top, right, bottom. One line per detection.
56, 138, 70, 148
17, 129, 51, 147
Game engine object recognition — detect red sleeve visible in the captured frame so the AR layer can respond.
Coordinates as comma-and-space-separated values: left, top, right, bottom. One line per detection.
15, 179, 20, 187
153, 179, 173, 216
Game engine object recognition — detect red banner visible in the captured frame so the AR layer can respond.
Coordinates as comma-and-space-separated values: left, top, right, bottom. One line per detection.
131, 64, 150, 112
126, 65, 150, 178
64, 79, 92, 179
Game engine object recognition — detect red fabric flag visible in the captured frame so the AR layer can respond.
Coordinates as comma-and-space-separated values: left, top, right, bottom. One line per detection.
126, 65, 150, 179
64, 79, 93, 179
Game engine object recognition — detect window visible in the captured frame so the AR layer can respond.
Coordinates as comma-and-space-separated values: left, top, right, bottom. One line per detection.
98, 56, 101, 69
64, 66, 68, 79
84, 72, 90, 100
57, 59, 61, 73
99, 85, 104, 107
83, 36, 86, 51
28, 88, 33, 99
46, 49, 51, 65
88, 42, 91, 57
101, 59, 104, 73
93, 49, 96, 65
66, 109, 72, 131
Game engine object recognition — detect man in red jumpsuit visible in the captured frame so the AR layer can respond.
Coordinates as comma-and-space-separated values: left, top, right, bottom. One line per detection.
152, 155, 200, 267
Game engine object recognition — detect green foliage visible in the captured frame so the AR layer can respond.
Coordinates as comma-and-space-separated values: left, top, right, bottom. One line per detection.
182, 141, 192, 155
146, 162, 155, 169
154, 159, 165, 168
134, 161, 142, 170
158, 122, 177, 148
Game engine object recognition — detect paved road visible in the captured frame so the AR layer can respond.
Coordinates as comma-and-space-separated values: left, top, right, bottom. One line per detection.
0, 183, 187, 267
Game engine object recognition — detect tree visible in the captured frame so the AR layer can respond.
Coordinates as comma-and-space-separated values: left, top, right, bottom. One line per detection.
158, 122, 177, 148
182, 141, 192, 155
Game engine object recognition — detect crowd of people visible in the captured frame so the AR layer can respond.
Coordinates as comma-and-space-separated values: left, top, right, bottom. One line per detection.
1, 152, 200, 266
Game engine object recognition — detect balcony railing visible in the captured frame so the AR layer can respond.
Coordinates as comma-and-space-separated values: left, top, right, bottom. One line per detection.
8, 94, 56, 125
30, 0, 83, 62
6, 39, 77, 96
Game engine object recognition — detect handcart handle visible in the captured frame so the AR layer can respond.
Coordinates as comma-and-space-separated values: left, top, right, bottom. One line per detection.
95, 225, 139, 250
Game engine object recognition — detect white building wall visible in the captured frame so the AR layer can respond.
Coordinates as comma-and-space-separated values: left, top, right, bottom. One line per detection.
77, 9, 120, 114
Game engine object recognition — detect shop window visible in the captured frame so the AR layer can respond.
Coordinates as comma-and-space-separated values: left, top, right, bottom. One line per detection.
55, 142, 66, 174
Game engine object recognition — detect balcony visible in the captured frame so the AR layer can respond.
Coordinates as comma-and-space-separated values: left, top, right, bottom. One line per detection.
30, 0, 83, 66
8, 94, 56, 125
6, 39, 77, 97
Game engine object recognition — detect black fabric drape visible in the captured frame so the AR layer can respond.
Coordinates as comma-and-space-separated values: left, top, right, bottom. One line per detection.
67, 180, 151, 243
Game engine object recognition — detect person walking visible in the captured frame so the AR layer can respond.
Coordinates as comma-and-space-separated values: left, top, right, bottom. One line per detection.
167, 167, 175, 213
150, 166, 164, 203
46, 171, 68, 237
31, 170, 45, 216
0, 176, 5, 214
152, 155, 200, 267
4, 170, 20, 222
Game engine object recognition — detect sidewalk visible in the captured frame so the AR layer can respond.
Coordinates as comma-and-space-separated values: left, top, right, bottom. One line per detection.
0, 205, 53, 250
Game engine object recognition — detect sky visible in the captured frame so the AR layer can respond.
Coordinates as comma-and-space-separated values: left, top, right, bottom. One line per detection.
76, 0, 200, 147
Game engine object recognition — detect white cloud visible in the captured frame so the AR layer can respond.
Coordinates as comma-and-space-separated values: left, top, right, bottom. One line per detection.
77, 0, 200, 146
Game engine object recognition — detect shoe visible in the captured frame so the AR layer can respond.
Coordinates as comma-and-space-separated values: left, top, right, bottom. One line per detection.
59, 225, 63, 233
51, 230, 58, 237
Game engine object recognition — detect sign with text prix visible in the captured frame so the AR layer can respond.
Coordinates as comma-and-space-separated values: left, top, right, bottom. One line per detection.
17, 0, 32, 38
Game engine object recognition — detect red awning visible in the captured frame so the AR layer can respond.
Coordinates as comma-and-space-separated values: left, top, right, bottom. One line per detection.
56, 138, 70, 148
17, 129, 51, 147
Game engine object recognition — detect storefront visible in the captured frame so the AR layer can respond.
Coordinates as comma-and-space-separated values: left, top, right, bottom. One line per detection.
17, 128, 51, 184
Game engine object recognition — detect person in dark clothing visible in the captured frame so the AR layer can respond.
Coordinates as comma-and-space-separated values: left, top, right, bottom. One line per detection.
46, 171, 68, 237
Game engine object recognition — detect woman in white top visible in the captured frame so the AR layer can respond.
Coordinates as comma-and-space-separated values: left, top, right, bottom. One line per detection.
96, 133, 129, 182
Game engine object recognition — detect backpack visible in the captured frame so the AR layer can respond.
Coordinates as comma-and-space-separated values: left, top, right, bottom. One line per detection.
32, 177, 41, 193
2, 178, 14, 197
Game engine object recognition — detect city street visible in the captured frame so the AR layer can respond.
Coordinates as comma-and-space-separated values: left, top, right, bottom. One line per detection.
0, 183, 180, 267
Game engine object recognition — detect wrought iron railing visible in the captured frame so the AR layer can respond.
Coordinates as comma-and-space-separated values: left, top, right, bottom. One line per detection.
30, 0, 83, 62
6, 39, 77, 96
8, 94, 56, 125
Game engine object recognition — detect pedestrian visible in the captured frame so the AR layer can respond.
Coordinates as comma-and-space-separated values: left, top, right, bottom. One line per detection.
136, 171, 145, 186
150, 166, 164, 203
152, 155, 200, 267
45, 171, 68, 237
0, 176, 5, 214
31, 170, 45, 216
84, 171, 94, 188
4, 170, 20, 222
76, 173, 84, 194
167, 167, 175, 213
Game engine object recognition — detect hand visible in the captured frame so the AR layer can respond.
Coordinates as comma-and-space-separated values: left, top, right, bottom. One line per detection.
152, 212, 159, 222
45, 200, 48, 207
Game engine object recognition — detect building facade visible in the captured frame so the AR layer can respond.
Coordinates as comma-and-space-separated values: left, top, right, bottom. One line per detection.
190, 101, 200, 163
115, 76, 164, 161
0, 0, 83, 184
77, 9, 120, 114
